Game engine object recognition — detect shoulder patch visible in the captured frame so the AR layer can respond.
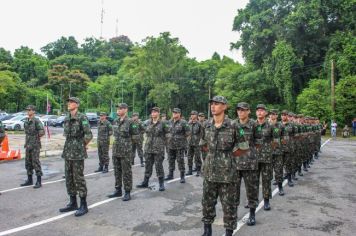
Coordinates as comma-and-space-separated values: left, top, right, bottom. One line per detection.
239, 128, 245, 136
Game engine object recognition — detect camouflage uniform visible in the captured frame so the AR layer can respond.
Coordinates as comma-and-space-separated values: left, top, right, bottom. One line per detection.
131, 117, 145, 165
187, 118, 203, 173
24, 116, 45, 176
200, 113, 249, 230
281, 112, 295, 179
0, 121, 5, 145
62, 112, 93, 197
97, 118, 112, 168
269, 117, 283, 185
112, 116, 134, 192
199, 113, 208, 162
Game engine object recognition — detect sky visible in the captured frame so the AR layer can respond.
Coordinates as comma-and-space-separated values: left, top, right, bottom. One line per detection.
0, 0, 249, 63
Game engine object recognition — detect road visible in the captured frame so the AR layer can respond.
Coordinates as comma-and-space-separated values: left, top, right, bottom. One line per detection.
0, 138, 355, 236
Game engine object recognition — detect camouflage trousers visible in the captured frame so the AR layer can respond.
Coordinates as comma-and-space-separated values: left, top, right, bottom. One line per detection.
25, 147, 43, 176
283, 152, 293, 175
144, 152, 165, 179
236, 170, 259, 209
272, 154, 284, 184
98, 141, 110, 166
65, 159, 87, 197
132, 139, 144, 164
257, 162, 273, 199
168, 149, 185, 172
112, 155, 132, 192
187, 145, 202, 169
202, 179, 238, 230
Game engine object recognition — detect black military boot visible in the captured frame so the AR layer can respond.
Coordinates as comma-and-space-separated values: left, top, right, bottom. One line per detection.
303, 162, 308, 172
247, 208, 256, 226
225, 229, 233, 236
287, 174, 294, 187
164, 171, 174, 181
20, 175, 33, 186
107, 187, 122, 198
180, 171, 186, 183
307, 161, 311, 168
102, 164, 109, 173
122, 191, 131, 201
298, 166, 304, 176
136, 176, 149, 188
33, 176, 42, 189
314, 152, 319, 159
158, 177, 165, 191
94, 165, 103, 172
292, 173, 298, 181
140, 158, 144, 167
278, 182, 284, 196
186, 166, 193, 176
202, 223, 212, 236
74, 197, 88, 217
264, 198, 271, 211
59, 195, 78, 212
196, 166, 201, 177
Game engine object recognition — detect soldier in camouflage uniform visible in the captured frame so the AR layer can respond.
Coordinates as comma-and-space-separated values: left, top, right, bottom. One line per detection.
254, 104, 278, 211
20, 105, 45, 189
107, 103, 134, 201
187, 111, 203, 176
200, 96, 249, 236
198, 113, 207, 162
165, 108, 191, 183
131, 112, 145, 167
95, 112, 112, 173
136, 107, 170, 191
161, 113, 168, 158
269, 109, 284, 196
282, 111, 295, 187
234, 102, 259, 226
59, 97, 93, 217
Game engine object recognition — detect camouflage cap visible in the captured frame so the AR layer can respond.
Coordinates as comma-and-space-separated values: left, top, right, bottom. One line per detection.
116, 103, 128, 109
256, 104, 267, 110
173, 108, 181, 113
151, 107, 160, 112
288, 112, 294, 116
209, 95, 227, 104
281, 110, 289, 115
99, 112, 107, 116
67, 97, 80, 104
198, 112, 205, 117
236, 102, 250, 110
270, 109, 279, 115
132, 112, 139, 116
161, 113, 166, 116
297, 114, 304, 118
25, 105, 36, 111
190, 110, 198, 115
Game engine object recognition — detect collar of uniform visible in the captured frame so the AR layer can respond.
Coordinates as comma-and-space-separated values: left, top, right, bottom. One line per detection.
207, 116, 229, 128
68, 112, 80, 120
236, 118, 252, 129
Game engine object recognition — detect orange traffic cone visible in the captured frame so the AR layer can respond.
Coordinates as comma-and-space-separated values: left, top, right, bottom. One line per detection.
0, 135, 21, 161
1, 135, 9, 152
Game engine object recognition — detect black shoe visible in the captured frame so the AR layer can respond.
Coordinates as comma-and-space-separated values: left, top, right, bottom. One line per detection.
122, 191, 131, 201
33, 176, 42, 189
164, 171, 174, 181
246, 208, 256, 226
303, 162, 309, 172
140, 158, 145, 167
186, 166, 193, 176
225, 229, 233, 236
278, 183, 284, 196
202, 223, 212, 236
264, 199, 271, 211
158, 177, 165, 191
94, 166, 103, 172
74, 197, 88, 217
287, 174, 294, 187
102, 165, 108, 173
20, 175, 33, 186
196, 166, 201, 177
136, 177, 149, 188
245, 203, 250, 208
180, 171, 185, 183
59, 195, 78, 212
107, 188, 122, 198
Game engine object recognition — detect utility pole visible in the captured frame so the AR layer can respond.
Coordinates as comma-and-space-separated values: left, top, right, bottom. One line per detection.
115, 18, 119, 37
331, 60, 335, 115
100, 0, 105, 39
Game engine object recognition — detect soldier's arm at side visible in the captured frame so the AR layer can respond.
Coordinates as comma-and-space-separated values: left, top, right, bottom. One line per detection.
108, 121, 113, 136
82, 116, 93, 145
36, 119, 45, 138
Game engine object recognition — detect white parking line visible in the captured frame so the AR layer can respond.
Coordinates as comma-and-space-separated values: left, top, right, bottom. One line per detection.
0, 175, 194, 236
228, 138, 331, 236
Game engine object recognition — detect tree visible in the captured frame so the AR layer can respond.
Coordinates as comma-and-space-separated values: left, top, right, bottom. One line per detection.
0, 47, 13, 64
335, 75, 356, 126
41, 36, 79, 60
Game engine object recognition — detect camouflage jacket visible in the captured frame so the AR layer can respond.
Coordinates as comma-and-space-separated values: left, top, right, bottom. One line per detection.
131, 119, 145, 142
254, 120, 276, 163
269, 121, 282, 155
281, 121, 294, 153
234, 118, 258, 170
199, 116, 249, 183
62, 112, 93, 160
168, 119, 191, 150
144, 119, 170, 154
188, 121, 203, 147
0, 121, 5, 144
24, 117, 44, 149
112, 116, 133, 157
97, 119, 112, 143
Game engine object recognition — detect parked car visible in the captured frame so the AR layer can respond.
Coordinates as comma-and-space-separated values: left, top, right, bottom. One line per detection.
40, 115, 58, 126
0, 114, 15, 121
52, 115, 66, 127
0, 112, 8, 119
85, 113, 98, 127
2, 115, 44, 131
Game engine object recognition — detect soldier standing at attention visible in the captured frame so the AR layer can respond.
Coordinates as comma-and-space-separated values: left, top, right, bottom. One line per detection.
200, 96, 249, 236
131, 112, 145, 167
187, 111, 203, 176
59, 97, 93, 217
95, 112, 112, 173
107, 103, 133, 201
254, 104, 277, 211
198, 113, 207, 162
165, 108, 190, 183
281, 110, 295, 187
234, 102, 259, 226
136, 107, 170, 191
21, 105, 45, 189
161, 113, 168, 158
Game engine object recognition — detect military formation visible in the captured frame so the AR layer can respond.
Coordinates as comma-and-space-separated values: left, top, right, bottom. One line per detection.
3, 95, 322, 235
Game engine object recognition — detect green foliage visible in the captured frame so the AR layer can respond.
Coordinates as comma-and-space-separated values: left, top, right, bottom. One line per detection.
335, 75, 356, 126
41, 36, 79, 60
